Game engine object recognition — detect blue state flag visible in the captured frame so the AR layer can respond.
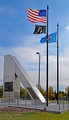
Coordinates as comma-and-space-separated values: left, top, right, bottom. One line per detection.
40, 32, 56, 43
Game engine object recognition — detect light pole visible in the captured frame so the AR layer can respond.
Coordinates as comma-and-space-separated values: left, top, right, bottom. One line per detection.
36, 52, 40, 90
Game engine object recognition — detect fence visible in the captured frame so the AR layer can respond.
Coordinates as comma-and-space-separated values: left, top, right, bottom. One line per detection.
0, 96, 69, 113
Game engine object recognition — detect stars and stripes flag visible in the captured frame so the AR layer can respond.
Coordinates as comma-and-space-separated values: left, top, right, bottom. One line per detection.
27, 8, 46, 23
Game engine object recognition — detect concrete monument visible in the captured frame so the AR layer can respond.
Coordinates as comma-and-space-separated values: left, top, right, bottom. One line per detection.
3, 54, 45, 103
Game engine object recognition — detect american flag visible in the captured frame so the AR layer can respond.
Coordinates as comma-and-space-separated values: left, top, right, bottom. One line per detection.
27, 8, 46, 24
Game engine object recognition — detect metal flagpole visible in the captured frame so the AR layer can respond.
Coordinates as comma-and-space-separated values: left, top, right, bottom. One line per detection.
46, 5, 49, 107
36, 52, 40, 90
57, 23, 59, 104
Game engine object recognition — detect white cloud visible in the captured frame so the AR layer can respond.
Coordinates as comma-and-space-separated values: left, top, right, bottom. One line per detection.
0, 35, 69, 91
66, 25, 69, 31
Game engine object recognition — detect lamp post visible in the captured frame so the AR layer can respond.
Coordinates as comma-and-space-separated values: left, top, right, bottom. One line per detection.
36, 52, 40, 90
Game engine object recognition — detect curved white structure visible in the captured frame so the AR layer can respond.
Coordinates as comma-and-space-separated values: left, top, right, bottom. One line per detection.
3, 54, 45, 103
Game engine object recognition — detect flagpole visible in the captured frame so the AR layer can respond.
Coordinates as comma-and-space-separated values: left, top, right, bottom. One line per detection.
46, 5, 49, 107
57, 23, 59, 104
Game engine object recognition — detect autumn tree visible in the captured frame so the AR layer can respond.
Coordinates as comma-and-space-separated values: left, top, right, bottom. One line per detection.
48, 86, 55, 100
39, 86, 46, 97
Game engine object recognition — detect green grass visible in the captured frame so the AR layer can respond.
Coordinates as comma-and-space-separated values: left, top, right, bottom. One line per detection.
0, 111, 69, 120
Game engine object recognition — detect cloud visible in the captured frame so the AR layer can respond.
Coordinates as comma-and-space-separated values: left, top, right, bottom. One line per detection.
0, 34, 69, 91
66, 25, 69, 31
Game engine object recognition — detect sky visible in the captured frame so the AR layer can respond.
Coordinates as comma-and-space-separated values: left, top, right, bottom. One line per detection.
0, 0, 69, 92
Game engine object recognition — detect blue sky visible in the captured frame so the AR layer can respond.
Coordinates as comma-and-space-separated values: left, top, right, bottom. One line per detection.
0, 0, 69, 91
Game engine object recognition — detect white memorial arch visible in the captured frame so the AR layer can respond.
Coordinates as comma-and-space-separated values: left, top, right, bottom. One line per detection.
3, 54, 45, 103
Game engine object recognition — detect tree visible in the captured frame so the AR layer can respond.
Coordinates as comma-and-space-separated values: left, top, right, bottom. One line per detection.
48, 86, 53, 98
59, 91, 63, 101
0, 86, 3, 97
48, 86, 55, 100
39, 86, 46, 97
20, 87, 30, 99
65, 86, 69, 96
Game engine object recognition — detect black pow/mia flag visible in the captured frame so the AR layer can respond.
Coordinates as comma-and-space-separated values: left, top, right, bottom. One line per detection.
33, 25, 46, 34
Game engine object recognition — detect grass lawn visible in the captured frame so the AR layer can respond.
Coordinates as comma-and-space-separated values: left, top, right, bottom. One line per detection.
0, 111, 69, 120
